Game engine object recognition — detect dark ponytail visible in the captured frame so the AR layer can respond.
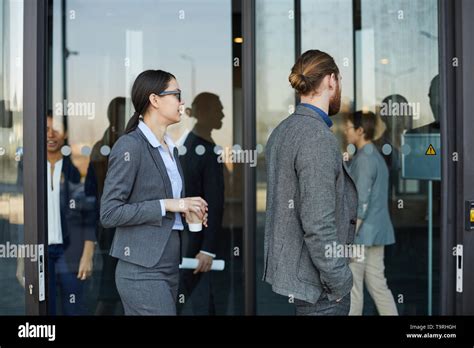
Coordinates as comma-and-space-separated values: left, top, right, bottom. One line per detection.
125, 69, 176, 133
124, 111, 141, 134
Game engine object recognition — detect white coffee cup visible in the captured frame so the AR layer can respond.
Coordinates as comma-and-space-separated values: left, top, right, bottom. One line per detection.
188, 222, 203, 232
186, 211, 202, 232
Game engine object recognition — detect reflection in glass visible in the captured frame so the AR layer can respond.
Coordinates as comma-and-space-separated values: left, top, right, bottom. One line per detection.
357, 0, 439, 315
49, 0, 241, 315
85, 97, 125, 315
256, 0, 439, 315
0, 0, 25, 315
302, 0, 355, 145
256, 0, 295, 315
178, 93, 225, 315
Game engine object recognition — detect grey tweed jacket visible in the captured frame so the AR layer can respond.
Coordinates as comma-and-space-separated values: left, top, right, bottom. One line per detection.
263, 104, 358, 303
100, 127, 185, 268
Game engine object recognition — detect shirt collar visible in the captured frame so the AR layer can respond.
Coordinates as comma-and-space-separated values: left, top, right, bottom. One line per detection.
47, 158, 63, 166
299, 103, 333, 128
138, 120, 176, 151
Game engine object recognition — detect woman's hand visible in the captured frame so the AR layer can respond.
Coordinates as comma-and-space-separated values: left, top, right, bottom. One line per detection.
16, 257, 25, 288
77, 241, 95, 281
164, 197, 208, 220
77, 255, 93, 280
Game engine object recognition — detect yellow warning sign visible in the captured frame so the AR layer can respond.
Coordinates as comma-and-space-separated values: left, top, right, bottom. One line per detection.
425, 144, 436, 156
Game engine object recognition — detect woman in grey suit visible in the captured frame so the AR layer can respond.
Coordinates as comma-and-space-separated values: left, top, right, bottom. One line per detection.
344, 111, 398, 316
100, 70, 208, 315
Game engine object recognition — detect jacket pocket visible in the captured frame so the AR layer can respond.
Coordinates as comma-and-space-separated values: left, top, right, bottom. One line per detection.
273, 242, 285, 275
296, 240, 320, 286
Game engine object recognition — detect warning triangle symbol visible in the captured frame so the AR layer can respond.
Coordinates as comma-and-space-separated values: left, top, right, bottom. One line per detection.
425, 144, 436, 156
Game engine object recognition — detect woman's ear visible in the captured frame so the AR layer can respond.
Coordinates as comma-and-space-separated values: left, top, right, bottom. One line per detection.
149, 94, 160, 110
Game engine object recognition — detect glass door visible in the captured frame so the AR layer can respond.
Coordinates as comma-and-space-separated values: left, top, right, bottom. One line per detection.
346, 0, 440, 315
255, 0, 295, 315
46, 0, 244, 315
256, 0, 440, 315
0, 0, 26, 315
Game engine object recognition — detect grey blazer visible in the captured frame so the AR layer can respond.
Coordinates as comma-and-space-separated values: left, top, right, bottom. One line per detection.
263, 104, 358, 303
100, 127, 185, 268
349, 143, 395, 246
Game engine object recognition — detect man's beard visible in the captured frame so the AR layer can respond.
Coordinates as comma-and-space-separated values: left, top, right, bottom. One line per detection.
328, 84, 342, 116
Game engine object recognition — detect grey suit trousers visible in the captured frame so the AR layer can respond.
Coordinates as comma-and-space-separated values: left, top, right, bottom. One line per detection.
115, 231, 181, 315
294, 291, 351, 316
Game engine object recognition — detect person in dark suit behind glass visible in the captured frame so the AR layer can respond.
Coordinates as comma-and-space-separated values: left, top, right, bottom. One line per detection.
178, 92, 225, 315
85, 97, 125, 315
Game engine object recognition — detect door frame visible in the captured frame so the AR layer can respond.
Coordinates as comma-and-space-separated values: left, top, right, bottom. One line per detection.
439, 0, 474, 315
21, 0, 474, 316
456, 0, 474, 315
242, 0, 257, 316
23, 0, 49, 315
23, 0, 257, 316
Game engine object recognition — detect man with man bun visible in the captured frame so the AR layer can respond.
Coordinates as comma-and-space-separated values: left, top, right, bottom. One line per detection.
263, 50, 358, 316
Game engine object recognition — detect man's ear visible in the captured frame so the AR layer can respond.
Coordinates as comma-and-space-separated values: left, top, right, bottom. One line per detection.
328, 73, 338, 91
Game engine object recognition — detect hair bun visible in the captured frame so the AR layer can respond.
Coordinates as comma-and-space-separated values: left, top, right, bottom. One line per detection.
289, 73, 310, 95
289, 50, 339, 96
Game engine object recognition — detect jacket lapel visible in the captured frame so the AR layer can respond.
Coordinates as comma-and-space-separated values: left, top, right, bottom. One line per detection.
135, 127, 173, 198
148, 144, 173, 198
342, 160, 357, 191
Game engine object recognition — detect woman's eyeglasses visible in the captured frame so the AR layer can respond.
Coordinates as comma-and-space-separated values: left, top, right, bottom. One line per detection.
158, 89, 182, 102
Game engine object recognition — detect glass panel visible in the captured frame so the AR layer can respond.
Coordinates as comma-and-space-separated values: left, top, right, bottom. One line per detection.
256, 0, 295, 315
257, 0, 439, 315
301, 0, 354, 146
357, 0, 440, 315
0, 0, 25, 315
48, 0, 242, 315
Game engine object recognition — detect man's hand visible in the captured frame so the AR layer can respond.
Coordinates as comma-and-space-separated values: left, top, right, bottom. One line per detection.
193, 252, 213, 274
